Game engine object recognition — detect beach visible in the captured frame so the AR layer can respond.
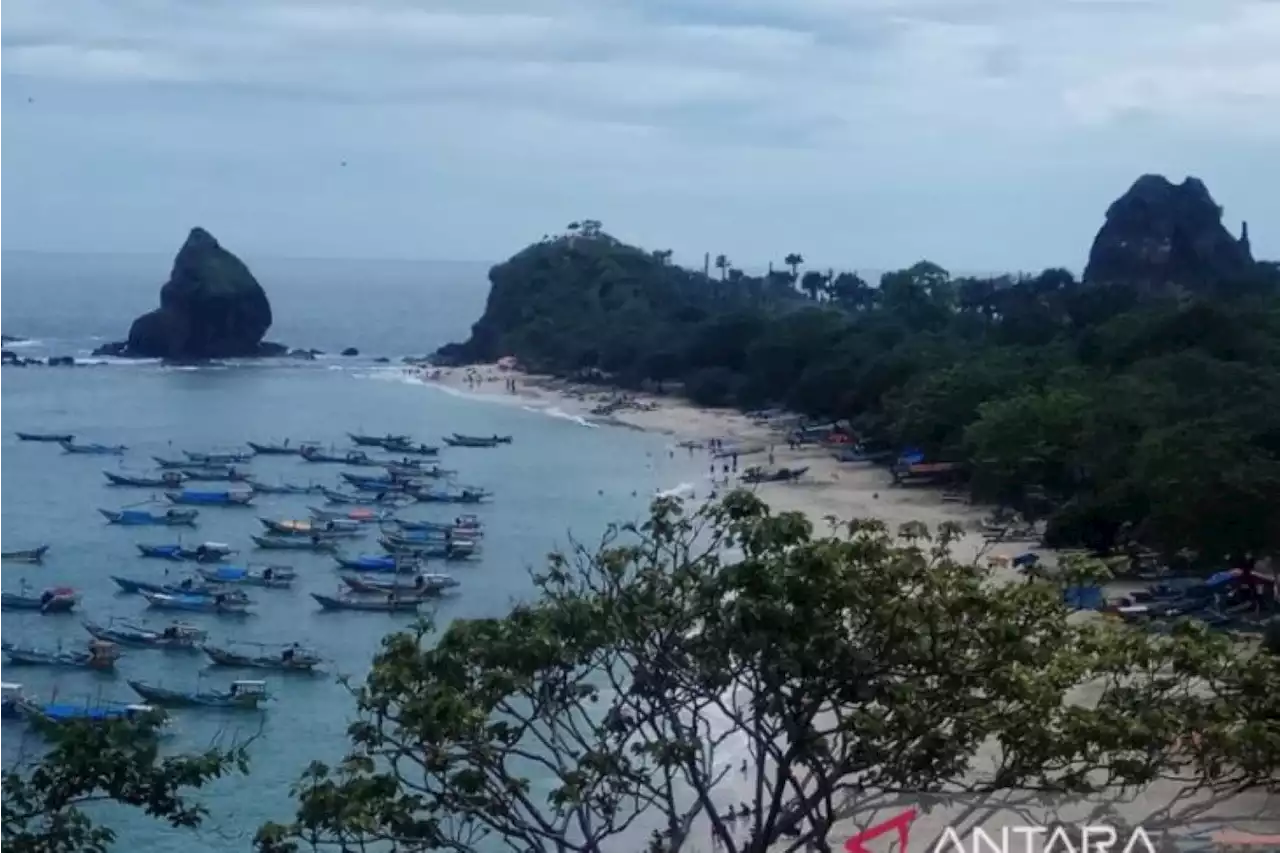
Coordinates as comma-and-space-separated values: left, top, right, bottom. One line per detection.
422, 362, 1028, 570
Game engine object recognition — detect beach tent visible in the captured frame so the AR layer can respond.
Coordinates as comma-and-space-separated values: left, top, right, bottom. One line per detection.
1063, 584, 1106, 611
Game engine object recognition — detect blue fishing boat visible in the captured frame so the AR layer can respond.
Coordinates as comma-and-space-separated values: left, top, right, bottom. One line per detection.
2, 584, 80, 613
251, 534, 339, 552
136, 542, 234, 562
248, 479, 322, 495
309, 506, 393, 524
100, 507, 198, 526
334, 553, 419, 573
380, 537, 480, 560
110, 575, 214, 596
311, 592, 423, 612
14, 696, 166, 729
166, 489, 254, 507
196, 564, 295, 589
128, 678, 267, 710
82, 618, 206, 650
179, 467, 251, 482
341, 573, 459, 595
104, 470, 184, 487
320, 487, 408, 506
183, 449, 252, 465
141, 590, 251, 614
3, 639, 120, 671
60, 439, 127, 455
394, 515, 483, 536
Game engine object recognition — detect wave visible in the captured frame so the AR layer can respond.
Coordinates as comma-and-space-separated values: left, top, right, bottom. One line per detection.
525, 406, 599, 428
3, 338, 42, 348
73, 356, 164, 367
655, 482, 697, 500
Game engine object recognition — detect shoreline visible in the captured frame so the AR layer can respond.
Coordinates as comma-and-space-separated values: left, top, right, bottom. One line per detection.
415, 363, 1041, 573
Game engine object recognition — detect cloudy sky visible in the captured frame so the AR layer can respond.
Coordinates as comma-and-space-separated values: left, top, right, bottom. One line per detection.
2, 0, 1277, 272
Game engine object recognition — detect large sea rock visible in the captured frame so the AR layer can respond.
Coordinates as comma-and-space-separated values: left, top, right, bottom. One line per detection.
116, 228, 276, 359
1083, 174, 1256, 292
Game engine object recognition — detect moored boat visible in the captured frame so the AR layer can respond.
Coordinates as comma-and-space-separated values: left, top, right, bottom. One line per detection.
60, 439, 127, 455
166, 489, 254, 507
2, 638, 120, 670
334, 553, 420, 573
342, 572, 459, 595
183, 449, 252, 465
380, 537, 480, 560
178, 466, 251, 482
1, 544, 50, 563
141, 590, 251, 614
1, 584, 79, 613
196, 564, 295, 589
104, 470, 185, 488
247, 440, 304, 455
311, 591, 423, 612
394, 514, 483, 537
100, 507, 199, 526
381, 440, 439, 456
258, 517, 361, 537
1, 682, 27, 719
348, 432, 412, 447
251, 534, 339, 552
82, 618, 206, 650
136, 542, 234, 562
309, 506, 393, 524
111, 575, 214, 596
247, 479, 322, 495
202, 642, 322, 672
443, 433, 511, 448
16, 431, 75, 443
320, 487, 409, 506
300, 446, 380, 466
413, 486, 491, 504
14, 696, 166, 729
128, 678, 268, 709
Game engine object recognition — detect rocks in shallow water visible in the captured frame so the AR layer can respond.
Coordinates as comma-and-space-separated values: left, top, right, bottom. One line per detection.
341, 347, 360, 357
91, 341, 128, 357
1083, 174, 1257, 292
47, 356, 76, 367
120, 227, 274, 359
373, 356, 390, 363
256, 340, 289, 357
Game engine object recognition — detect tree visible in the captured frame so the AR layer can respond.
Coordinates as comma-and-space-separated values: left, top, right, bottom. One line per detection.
784, 253, 804, 279
714, 254, 730, 281
799, 270, 826, 301
262, 493, 1279, 853
4, 715, 249, 853
652, 250, 674, 266
829, 272, 872, 310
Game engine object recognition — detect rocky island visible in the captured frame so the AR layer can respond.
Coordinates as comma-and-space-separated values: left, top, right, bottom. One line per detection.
94, 227, 285, 359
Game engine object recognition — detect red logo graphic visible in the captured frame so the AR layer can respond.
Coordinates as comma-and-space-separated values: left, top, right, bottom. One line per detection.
845, 808, 920, 853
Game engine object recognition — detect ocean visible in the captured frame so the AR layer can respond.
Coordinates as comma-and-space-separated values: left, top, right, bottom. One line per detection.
0, 251, 699, 850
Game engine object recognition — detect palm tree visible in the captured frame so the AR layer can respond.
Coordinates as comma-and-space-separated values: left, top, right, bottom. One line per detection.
714, 254, 730, 281
784, 253, 804, 279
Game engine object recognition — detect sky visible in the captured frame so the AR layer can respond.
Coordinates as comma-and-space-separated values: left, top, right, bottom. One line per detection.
2, 0, 1278, 273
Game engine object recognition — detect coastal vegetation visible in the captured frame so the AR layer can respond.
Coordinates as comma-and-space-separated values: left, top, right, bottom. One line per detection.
259, 493, 1280, 852
436, 176, 1280, 562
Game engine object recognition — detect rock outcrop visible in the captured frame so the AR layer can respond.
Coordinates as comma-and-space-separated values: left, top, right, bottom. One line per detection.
1083, 174, 1256, 291
112, 228, 274, 359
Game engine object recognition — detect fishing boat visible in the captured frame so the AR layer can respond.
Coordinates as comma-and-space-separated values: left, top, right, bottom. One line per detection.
740, 466, 809, 484
321, 487, 409, 506
1, 544, 50, 563
300, 446, 380, 466
179, 466, 251, 482
153, 456, 208, 469
258, 517, 361, 537
381, 440, 439, 456
247, 440, 304, 455
101, 507, 198, 526
141, 590, 251, 614
1, 682, 27, 719
183, 449, 252, 465
196, 564, 295, 589
395, 514, 483, 536
311, 592, 423, 612
251, 534, 339, 552
379, 538, 479, 561
2, 639, 120, 671
247, 479, 322, 495
165, 489, 254, 507
82, 618, 207, 650
60, 439, 127, 455
111, 575, 214, 596
342, 573, 459, 595
333, 553, 420, 573
413, 486, 491, 504
128, 678, 268, 710
16, 431, 75, 443
1, 584, 79, 613
136, 541, 234, 562
309, 506, 393, 524
14, 696, 166, 728
384, 462, 451, 479
104, 470, 185, 487
444, 433, 512, 448
348, 432, 412, 447
202, 642, 322, 672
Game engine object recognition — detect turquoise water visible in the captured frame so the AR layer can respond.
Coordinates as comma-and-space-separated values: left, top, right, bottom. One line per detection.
1, 253, 700, 849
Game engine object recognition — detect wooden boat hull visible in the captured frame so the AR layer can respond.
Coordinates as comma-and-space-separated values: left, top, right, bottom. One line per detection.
251, 534, 338, 552
16, 432, 75, 443
247, 442, 301, 455
142, 591, 250, 614
196, 567, 294, 589
301, 449, 380, 466
3, 642, 117, 670
349, 433, 411, 447
1, 545, 50, 563
165, 491, 254, 507
128, 680, 264, 709
101, 508, 199, 526
1, 591, 78, 613
104, 471, 182, 487
342, 573, 459, 595
82, 619, 205, 650
248, 480, 319, 494
111, 575, 215, 596
311, 592, 421, 612
183, 451, 252, 465
136, 544, 231, 562
201, 644, 321, 672
60, 440, 127, 455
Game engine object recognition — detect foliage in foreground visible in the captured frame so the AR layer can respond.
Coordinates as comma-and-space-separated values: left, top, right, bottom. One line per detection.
261, 492, 1280, 853
1, 714, 248, 853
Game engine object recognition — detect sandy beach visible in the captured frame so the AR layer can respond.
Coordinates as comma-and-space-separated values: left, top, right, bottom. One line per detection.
420, 362, 1030, 570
